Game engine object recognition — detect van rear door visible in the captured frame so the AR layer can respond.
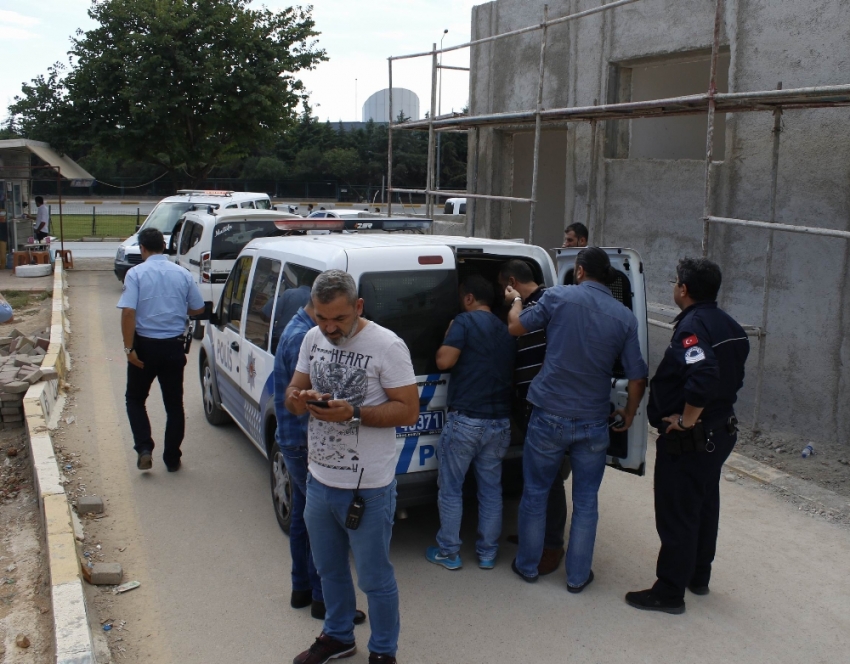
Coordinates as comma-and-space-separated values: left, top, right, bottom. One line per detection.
346, 246, 458, 477
555, 247, 649, 475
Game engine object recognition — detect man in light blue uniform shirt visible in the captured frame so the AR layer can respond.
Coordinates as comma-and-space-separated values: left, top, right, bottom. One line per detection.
507, 247, 648, 591
118, 228, 205, 471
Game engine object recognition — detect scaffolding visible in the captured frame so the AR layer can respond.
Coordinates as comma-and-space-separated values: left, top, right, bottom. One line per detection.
386, 0, 850, 430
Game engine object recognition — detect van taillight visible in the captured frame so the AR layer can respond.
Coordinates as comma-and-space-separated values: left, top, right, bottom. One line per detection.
201, 252, 211, 283
418, 255, 443, 265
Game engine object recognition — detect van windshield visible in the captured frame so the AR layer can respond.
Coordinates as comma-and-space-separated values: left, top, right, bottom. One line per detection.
142, 202, 195, 233
359, 270, 458, 375
211, 220, 283, 260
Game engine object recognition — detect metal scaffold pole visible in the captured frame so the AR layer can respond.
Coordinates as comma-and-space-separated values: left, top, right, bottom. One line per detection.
701, 0, 724, 257
387, 58, 394, 217
753, 83, 783, 431
426, 44, 438, 219
528, 4, 549, 245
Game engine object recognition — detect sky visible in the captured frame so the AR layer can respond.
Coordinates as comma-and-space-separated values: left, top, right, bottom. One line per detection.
0, 0, 479, 125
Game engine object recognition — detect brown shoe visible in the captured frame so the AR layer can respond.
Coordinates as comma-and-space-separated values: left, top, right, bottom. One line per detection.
293, 633, 356, 664
537, 547, 565, 576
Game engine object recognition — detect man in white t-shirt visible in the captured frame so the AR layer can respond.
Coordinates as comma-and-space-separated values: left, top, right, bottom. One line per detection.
285, 269, 419, 664
32, 196, 50, 241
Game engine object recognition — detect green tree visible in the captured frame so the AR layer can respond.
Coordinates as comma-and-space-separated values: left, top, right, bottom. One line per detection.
9, 0, 326, 184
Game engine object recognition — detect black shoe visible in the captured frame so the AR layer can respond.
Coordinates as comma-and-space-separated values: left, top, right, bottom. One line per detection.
567, 570, 594, 594
165, 460, 181, 472
311, 600, 366, 625
625, 589, 686, 615
136, 452, 152, 470
511, 558, 538, 583
291, 589, 312, 609
369, 653, 397, 664
688, 584, 710, 596
293, 633, 356, 664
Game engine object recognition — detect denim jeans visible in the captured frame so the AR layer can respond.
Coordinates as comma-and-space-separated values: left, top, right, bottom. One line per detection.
516, 408, 609, 586
305, 474, 399, 656
435, 412, 511, 560
280, 446, 322, 602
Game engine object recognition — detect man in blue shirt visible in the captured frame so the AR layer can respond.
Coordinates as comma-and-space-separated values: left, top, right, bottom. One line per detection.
507, 247, 648, 590
426, 275, 516, 571
118, 228, 205, 472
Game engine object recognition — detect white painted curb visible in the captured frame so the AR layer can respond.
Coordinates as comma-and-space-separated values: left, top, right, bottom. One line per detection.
23, 260, 97, 664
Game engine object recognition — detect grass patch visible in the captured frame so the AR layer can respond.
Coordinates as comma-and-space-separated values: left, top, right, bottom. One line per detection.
51, 214, 142, 240
3, 290, 52, 310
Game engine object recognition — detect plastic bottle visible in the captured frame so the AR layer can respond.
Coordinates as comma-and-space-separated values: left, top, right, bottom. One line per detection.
801, 444, 814, 458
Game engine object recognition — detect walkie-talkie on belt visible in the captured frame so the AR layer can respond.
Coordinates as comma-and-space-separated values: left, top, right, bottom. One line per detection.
346, 468, 366, 530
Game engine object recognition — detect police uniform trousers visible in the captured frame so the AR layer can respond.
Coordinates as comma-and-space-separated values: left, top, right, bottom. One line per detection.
125, 335, 187, 464
652, 422, 736, 601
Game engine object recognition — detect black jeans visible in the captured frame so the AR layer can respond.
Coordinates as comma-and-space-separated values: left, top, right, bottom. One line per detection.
125, 335, 187, 464
652, 424, 736, 600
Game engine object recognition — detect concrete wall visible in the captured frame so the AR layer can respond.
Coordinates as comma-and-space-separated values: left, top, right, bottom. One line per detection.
467, 0, 850, 446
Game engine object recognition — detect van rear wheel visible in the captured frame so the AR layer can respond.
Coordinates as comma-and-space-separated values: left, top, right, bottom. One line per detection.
270, 446, 292, 534
201, 357, 230, 425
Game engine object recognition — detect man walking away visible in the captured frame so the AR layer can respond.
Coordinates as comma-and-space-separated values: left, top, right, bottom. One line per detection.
626, 258, 749, 615
286, 270, 419, 664
498, 259, 568, 575
508, 247, 648, 591
425, 275, 516, 571
118, 228, 205, 471
30, 196, 50, 242
273, 298, 366, 624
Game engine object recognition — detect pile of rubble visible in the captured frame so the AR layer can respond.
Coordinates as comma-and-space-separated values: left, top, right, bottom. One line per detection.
0, 328, 58, 430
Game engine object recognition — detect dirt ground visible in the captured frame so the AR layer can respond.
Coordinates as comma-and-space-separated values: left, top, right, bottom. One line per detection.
0, 291, 53, 338
736, 427, 850, 498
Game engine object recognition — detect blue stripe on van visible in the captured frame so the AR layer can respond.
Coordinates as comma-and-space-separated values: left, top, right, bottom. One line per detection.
395, 374, 442, 474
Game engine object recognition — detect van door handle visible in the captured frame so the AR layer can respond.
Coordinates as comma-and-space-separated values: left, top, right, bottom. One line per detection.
230, 341, 240, 351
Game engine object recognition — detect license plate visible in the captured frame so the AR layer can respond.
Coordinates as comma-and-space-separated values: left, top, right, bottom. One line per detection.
396, 410, 445, 438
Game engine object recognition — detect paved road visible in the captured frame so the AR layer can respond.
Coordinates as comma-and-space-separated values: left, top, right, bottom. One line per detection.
61, 270, 849, 664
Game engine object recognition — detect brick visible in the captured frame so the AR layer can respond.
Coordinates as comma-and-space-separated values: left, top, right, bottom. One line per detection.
36, 337, 50, 351
3, 382, 29, 394
33, 347, 46, 356
3, 414, 22, 422
90, 563, 123, 585
12, 357, 30, 367
23, 370, 43, 384
0, 407, 20, 415
8, 329, 22, 339
16, 343, 33, 354
5, 421, 23, 429
76, 496, 104, 514
40, 368, 58, 380
0, 337, 12, 346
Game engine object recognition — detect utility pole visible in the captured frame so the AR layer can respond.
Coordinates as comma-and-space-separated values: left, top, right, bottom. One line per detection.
435, 29, 448, 198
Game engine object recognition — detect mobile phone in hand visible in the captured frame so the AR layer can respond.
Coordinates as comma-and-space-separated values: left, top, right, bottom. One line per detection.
307, 399, 331, 409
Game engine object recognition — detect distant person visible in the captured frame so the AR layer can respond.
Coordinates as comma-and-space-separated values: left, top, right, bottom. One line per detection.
0, 293, 13, 324
626, 258, 749, 615
563, 222, 589, 248
308, 204, 315, 214
498, 259, 568, 576
426, 275, 515, 571
507, 247, 647, 591
285, 270, 419, 664
28, 196, 50, 242
117, 228, 205, 472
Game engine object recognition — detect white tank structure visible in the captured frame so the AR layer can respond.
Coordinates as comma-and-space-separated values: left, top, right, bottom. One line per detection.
362, 88, 420, 122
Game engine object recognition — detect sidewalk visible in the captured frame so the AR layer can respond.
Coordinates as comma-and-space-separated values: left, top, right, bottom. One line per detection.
0, 268, 53, 292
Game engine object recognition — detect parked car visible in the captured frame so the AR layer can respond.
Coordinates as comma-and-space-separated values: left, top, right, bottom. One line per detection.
443, 198, 467, 215
193, 220, 650, 532
113, 190, 272, 281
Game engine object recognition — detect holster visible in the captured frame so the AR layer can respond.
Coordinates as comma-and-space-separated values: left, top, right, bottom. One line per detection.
662, 423, 707, 455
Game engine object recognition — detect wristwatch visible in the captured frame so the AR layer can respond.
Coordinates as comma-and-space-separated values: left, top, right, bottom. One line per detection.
513, 296, 523, 305
677, 415, 694, 430
348, 405, 361, 426
124, 347, 134, 355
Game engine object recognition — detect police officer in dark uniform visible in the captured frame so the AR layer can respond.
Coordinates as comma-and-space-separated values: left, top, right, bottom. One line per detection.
626, 257, 749, 614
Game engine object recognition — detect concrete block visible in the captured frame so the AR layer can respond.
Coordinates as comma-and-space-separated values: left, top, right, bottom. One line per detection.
1, 407, 21, 415
4, 381, 30, 393
3, 414, 22, 422
37, 337, 50, 351
5, 421, 23, 429
76, 496, 104, 515
33, 346, 46, 356
16, 343, 33, 354
24, 370, 43, 384
13, 357, 31, 367
90, 563, 122, 585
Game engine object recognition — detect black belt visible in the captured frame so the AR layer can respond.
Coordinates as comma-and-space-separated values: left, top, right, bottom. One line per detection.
136, 334, 184, 342
662, 415, 738, 456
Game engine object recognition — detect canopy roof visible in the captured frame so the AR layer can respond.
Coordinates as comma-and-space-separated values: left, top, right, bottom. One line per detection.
0, 139, 95, 184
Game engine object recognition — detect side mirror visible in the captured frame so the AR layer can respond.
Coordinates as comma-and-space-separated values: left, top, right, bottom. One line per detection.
190, 301, 215, 322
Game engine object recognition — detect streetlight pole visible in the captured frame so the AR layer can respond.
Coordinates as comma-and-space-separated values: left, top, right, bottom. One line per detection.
436, 28, 448, 202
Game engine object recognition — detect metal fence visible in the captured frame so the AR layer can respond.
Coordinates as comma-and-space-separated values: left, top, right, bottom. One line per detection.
46, 205, 143, 240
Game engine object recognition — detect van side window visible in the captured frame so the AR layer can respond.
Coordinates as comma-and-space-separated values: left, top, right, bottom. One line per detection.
240, 201, 255, 209
459, 203, 466, 214
220, 255, 253, 329
256, 199, 271, 210
444, 202, 452, 214
189, 222, 203, 249
179, 221, 195, 255
269, 263, 321, 353
245, 258, 282, 352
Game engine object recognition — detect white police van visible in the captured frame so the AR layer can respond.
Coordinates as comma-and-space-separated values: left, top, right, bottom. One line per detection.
195, 219, 649, 532
114, 190, 272, 281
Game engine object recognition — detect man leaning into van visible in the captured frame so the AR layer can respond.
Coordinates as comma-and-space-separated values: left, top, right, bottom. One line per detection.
285, 270, 419, 664
507, 247, 648, 591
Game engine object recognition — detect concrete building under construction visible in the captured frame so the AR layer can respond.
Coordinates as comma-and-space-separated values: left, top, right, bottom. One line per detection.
388, 0, 850, 446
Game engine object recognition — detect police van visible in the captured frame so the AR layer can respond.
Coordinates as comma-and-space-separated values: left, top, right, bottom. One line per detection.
114, 190, 272, 281
194, 218, 649, 532
170, 209, 300, 338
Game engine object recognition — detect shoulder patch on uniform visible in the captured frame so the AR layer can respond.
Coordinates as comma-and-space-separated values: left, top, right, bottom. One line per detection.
685, 346, 706, 364
682, 334, 699, 348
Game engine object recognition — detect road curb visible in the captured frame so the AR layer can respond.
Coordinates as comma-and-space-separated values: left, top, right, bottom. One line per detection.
724, 451, 850, 514
23, 260, 98, 663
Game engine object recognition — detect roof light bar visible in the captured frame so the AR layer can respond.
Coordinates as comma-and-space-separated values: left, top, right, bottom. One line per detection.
273, 219, 345, 232
341, 218, 433, 232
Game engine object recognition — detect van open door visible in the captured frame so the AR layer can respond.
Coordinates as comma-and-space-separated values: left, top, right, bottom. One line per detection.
555, 247, 649, 475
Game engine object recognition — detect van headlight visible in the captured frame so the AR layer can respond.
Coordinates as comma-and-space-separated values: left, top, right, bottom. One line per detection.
116, 247, 125, 261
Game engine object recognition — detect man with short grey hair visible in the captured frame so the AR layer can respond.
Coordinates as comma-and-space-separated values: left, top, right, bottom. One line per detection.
286, 269, 420, 664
